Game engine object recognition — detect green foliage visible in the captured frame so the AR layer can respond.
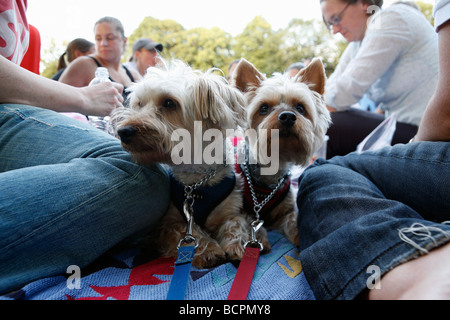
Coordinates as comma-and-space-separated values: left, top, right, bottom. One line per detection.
124, 15, 345, 76
233, 16, 286, 75
40, 1, 434, 78
171, 27, 234, 71
125, 17, 186, 61
417, 1, 434, 25
40, 38, 65, 79
281, 18, 344, 76
41, 15, 344, 78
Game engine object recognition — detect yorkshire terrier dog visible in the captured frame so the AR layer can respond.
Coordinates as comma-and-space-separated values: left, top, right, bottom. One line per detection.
231, 58, 331, 248
113, 60, 251, 268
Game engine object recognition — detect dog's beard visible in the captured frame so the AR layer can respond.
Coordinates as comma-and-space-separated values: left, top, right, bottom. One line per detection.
117, 123, 173, 165
131, 150, 172, 165
126, 140, 171, 164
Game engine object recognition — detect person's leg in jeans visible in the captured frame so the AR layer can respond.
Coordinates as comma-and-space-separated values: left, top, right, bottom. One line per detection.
0, 104, 170, 294
297, 142, 450, 299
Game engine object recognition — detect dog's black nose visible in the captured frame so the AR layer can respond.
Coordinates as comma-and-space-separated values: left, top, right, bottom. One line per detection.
117, 126, 136, 144
278, 111, 297, 127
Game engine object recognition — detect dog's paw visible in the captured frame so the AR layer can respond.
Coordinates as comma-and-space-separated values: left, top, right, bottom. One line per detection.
193, 241, 227, 268
223, 240, 246, 261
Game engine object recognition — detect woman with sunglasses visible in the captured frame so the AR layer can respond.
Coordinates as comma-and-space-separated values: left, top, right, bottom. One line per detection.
320, 0, 439, 158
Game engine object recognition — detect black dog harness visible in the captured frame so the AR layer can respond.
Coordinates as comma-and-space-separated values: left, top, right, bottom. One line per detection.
169, 171, 237, 228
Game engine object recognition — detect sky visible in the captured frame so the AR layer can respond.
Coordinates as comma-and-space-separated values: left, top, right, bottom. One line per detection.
27, 0, 322, 48
27, 0, 433, 58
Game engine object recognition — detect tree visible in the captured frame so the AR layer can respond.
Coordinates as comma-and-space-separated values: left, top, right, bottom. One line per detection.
282, 18, 345, 76
417, 1, 434, 25
40, 38, 65, 79
232, 16, 285, 76
35, 16, 347, 78
126, 17, 233, 72
170, 27, 234, 71
125, 17, 185, 62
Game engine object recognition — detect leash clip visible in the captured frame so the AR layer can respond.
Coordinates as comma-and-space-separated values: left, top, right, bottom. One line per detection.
244, 219, 264, 251
177, 198, 199, 249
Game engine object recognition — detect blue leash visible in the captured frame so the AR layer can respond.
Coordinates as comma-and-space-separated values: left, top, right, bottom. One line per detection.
165, 169, 216, 300
166, 245, 196, 300
166, 212, 198, 300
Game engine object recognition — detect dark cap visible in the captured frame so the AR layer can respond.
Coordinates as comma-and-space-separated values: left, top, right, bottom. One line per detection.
132, 38, 163, 53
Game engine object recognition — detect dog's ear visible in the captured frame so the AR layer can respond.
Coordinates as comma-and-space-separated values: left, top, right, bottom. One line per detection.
193, 77, 246, 128
231, 58, 265, 93
194, 77, 217, 123
295, 58, 326, 95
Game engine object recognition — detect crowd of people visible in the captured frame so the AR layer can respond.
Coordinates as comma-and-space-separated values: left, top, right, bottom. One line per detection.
0, 0, 448, 299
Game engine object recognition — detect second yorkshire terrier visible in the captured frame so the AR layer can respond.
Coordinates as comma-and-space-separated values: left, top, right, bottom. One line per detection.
113, 60, 250, 268
231, 58, 331, 247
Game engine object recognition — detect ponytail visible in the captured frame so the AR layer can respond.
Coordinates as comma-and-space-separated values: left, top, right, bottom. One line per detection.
57, 52, 67, 71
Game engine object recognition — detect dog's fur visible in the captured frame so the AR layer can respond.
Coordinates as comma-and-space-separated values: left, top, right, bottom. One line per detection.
232, 58, 331, 247
113, 60, 251, 268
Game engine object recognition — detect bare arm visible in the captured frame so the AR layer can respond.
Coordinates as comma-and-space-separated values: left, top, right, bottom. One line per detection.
415, 20, 450, 142
58, 56, 96, 87
0, 55, 123, 116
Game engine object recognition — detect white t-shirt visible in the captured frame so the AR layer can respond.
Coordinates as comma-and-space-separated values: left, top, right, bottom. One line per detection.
324, 3, 439, 126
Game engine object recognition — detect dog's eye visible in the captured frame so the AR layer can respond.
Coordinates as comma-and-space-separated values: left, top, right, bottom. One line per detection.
259, 103, 270, 115
163, 99, 177, 110
296, 103, 307, 115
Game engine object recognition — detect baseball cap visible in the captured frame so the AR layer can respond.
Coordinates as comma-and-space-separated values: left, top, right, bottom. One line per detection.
132, 38, 163, 53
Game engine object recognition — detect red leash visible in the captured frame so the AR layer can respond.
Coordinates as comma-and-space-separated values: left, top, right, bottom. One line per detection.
227, 220, 264, 300
227, 162, 290, 300
227, 246, 261, 300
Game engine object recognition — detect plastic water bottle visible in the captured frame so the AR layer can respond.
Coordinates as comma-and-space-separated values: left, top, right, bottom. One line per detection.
88, 67, 111, 132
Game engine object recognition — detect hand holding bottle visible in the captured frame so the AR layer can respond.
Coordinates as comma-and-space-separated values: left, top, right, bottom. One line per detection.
80, 82, 124, 117
86, 67, 123, 132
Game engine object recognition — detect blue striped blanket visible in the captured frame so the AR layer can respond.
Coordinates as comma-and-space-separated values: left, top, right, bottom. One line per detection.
1, 230, 314, 300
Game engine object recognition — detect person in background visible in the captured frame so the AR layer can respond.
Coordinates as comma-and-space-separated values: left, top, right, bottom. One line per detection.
123, 38, 163, 79
0, 1, 170, 294
59, 16, 140, 103
52, 38, 95, 81
296, 0, 450, 300
226, 59, 240, 82
321, 0, 439, 158
285, 61, 306, 77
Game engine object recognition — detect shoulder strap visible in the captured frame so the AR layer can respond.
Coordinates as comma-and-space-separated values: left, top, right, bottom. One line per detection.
88, 56, 115, 83
88, 56, 102, 67
122, 64, 136, 82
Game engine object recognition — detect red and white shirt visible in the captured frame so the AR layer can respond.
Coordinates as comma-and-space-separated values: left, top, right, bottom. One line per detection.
0, 0, 29, 64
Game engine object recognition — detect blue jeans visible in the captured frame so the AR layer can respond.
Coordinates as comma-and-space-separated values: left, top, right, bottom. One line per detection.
297, 142, 450, 300
0, 104, 170, 294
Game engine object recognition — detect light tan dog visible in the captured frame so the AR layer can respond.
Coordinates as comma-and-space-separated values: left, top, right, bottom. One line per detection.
231, 58, 331, 249
113, 60, 251, 268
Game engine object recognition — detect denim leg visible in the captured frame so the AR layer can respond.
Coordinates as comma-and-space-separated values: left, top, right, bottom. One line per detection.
297, 142, 450, 300
0, 105, 170, 294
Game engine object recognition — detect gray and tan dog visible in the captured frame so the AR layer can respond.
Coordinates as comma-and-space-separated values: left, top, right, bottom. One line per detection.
113, 60, 252, 268
232, 58, 331, 249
